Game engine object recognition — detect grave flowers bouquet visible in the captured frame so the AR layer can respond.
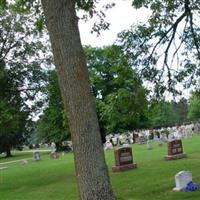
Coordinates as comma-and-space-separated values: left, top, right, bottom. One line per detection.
184, 181, 199, 192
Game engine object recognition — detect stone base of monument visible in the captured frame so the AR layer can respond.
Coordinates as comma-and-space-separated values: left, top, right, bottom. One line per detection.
173, 187, 184, 192
112, 163, 137, 172
165, 153, 186, 161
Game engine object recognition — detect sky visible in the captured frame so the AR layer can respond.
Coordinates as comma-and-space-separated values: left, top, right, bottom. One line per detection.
78, 0, 150, 47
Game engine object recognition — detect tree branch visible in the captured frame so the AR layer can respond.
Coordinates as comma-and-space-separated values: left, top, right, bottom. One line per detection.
188, 10, 200, 58
148, 12, 187, 63
0, 27, 11, 58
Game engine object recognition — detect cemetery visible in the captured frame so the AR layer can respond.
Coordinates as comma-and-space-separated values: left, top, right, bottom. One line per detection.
1, 1, 200, 200
1, 135, 200, 200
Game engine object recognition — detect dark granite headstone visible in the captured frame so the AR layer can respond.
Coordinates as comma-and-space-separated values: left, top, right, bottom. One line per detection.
138, 136, 146, 144
112, 147, 137, 172
165, 139, 186, 160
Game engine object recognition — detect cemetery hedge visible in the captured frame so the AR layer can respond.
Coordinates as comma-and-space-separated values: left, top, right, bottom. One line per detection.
0, 136, 200, 200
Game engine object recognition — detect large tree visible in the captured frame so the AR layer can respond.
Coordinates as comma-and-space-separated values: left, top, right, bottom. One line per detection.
148, 100, 179, 128
0, 4, 48, 156
0, 60, 29, 157
41, 1, 116, 200
172, 98, 188, 124
187, 91, 200, 121
86, 45, 148, 133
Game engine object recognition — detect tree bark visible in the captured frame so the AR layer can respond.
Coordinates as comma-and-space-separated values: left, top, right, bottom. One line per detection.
5, 146, 12, 157
41, 1, 117, 200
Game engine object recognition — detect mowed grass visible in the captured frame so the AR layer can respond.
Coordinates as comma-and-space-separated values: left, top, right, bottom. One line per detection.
0, 136, 200, 200
0, 151, 50, 163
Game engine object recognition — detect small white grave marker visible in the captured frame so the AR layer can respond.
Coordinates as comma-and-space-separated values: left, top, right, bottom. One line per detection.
173, 171, 192, 191
147, 140, 152, 150
33, 151, 41, 161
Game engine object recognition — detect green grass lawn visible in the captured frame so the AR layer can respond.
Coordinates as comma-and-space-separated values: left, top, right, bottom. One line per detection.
0, 151, 49, 163
0, 136, 200, 200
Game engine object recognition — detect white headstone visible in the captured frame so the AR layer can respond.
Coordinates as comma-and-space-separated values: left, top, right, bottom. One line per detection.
33, 151, 41, 161
119, 135, 127, 145
51, 142, 56, 153
173, 171, 192, 191
104, 140, 113, 150
147, 140, 152, 150
112, 137, 118, 146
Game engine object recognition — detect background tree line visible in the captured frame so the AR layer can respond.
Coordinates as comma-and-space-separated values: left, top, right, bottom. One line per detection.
0, 3, 50, 157
35, 45, 200, 146
1, 4, 200, 155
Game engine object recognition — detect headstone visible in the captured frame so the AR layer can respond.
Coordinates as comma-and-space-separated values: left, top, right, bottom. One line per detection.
138, 136, 146, 144
149, 131, 154, 140
147, 140, 152, 150
165, 139, 186, 160
51, 142, 56, 153
112, 147, 137, 172
104, 140, 113, 150
173, 171, 192, 191
111, 137, 119, 146
50, 152, 59, 159
50, 142, 59, 159
168, 133, 175, 140
33, 151, 41, 161
133, 133, 139, 143
119, 134, 128, 145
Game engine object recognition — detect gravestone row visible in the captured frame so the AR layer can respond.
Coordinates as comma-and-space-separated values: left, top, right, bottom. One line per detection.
111, 138, 187, 173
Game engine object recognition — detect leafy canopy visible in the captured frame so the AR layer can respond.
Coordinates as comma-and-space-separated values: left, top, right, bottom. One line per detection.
86, 45, 148, 133
187, 91, 200, 121
36, 70, 69, 145
118, 0, 200, 97
0, 1, 51, 155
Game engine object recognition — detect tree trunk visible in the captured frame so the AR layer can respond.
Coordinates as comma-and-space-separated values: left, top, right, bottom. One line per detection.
41, 1, 117, 200
5, 146, 12, 158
